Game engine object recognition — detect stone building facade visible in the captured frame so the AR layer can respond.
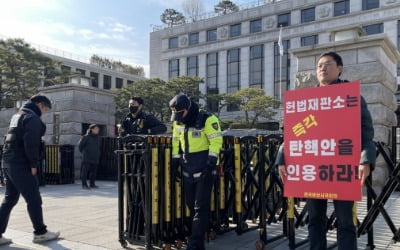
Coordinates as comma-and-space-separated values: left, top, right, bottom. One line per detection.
44, 53, 145, 90
149, 0, 400, 188
149, 0, 400, 120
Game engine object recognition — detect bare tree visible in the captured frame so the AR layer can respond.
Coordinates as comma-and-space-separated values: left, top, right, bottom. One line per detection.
182, 0, 204, 22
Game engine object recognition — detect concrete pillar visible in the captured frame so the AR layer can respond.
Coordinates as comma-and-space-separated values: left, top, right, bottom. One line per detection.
98, 73, 104, 89
219, 51, 228, 94
291, 31, 400, 190
350, 0, 362, 12
111, 76, 116, 89
198, 54, 207, 106
264, 41, 274, 97
180, 57, 186, 76
241, 46, 250, 89
39, 84, 116, 178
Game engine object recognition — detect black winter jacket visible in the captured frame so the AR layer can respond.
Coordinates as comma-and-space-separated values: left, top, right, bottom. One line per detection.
78, 133, 101, 164
2, 101, 46, 169
120, 111, 166, 136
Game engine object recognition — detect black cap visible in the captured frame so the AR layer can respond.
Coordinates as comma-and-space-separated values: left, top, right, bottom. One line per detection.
169, 94, 190, 112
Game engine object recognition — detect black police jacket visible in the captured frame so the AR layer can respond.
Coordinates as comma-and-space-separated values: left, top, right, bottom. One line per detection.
2, 101, 46, 169
120, 111, 166, 136
78, 133, 101, 165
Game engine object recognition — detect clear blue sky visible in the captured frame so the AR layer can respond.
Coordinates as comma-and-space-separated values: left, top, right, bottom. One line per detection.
0, 0, 251, 77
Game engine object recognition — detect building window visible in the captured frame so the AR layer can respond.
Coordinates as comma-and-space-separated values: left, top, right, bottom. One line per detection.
103, 75, 111, 89
189, 32, 199, 45
207, 29, 217, 42
187, 56, 198, 76
277, 13, 291, 27
127, 80, 134, 85
274, 40, 290, 101
169, 37, 178, 49
227, 49, 240, 111
301, 7, 315, 23
230, 23, 241, 37
116, 78, 123, 89
301, 35, 318, 46
250, 19, 262, 33
90, 72, 99, 88
363, 23, 383, 35
249, 45, 264, 89
76, 68, 85, 76
206, 52, 218, 112
334, 0, 350, 16
362, 0, 379, 10
169, 59, 179, 78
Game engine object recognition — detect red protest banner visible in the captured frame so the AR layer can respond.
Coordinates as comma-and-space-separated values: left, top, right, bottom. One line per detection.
283, 81, 361, 201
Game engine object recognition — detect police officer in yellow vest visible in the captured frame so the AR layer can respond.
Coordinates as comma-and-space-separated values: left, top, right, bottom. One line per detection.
169, 94, 222, 250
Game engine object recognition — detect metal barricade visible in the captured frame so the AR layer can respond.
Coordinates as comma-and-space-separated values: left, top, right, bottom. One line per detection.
45, 144, 74, 184
97, 137, 120, 180
116, 131, 400, 250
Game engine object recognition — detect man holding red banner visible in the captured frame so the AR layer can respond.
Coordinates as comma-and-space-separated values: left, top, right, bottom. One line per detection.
276, 52, 376, 250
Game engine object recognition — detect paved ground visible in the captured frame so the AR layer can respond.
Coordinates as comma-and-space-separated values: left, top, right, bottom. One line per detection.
1, 181, 400, 249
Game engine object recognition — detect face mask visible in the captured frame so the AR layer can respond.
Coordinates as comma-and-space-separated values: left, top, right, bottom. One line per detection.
129, 106, 139, 114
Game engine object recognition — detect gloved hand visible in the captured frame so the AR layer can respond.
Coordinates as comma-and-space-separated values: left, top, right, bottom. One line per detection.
171, 157, 181, 182
204, 155, 218, 178
207, 155, 218, 167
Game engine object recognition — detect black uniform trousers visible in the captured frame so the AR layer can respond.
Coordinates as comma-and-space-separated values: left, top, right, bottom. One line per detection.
81, 163, 98, 187
183, 171, 214, 250
0, 163, 47, 235
307, 198, 356, 250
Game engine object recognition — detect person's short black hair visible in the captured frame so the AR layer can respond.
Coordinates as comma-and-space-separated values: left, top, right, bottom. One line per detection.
319, 51, 343, 67
30, 95, 52, 109
130, 96, 144, 105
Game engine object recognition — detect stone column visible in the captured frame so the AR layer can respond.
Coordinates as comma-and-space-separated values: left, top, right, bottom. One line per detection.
291, 30, 400, 190
241, 46, 250, 89
39, 84, 116, 178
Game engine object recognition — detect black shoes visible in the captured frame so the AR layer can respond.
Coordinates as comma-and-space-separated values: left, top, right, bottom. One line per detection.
82, 183, 98, 189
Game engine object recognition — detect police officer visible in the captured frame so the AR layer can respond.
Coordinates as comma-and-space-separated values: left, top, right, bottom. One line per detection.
169, 94, 222, 250
0, 95, 59, 245
119, 96, 167, 136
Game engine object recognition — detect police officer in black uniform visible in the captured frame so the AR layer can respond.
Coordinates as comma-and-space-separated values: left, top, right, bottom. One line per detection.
169, 94, 222, 250
119, 96, 167, 136
0, 95, 59, 245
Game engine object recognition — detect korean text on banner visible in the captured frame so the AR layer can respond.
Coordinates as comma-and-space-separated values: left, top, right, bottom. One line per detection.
283, 81, 361, 201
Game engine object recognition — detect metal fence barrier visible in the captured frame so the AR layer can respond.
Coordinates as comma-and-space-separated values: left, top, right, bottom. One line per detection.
0, 144, 74, 186
116, 133, 400, 250
116, 134, 284, 249
44, 144, 75, 184
97, 137, 120, 181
